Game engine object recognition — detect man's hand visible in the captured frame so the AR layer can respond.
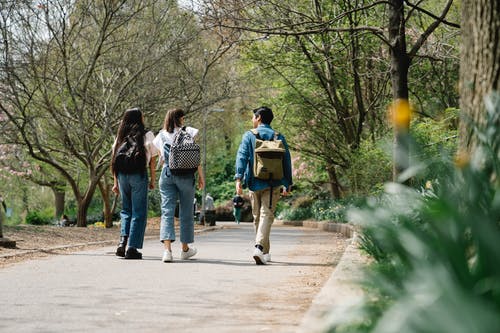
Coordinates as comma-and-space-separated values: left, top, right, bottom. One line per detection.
235, 179, 243, 195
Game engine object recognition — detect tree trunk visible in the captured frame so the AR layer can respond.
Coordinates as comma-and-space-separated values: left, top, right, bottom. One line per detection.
76, 180, 100, 227
0, 208, 3, 238
349, 16, 367, 149
52, 188, 65, 219
76, 198, 91, 228
388, 0, 411, 181
388, 0, 410, 101
459, 0, 500, 153
98, 179, 114, 228
111, 192, 119, 220
327, 167, 342, 199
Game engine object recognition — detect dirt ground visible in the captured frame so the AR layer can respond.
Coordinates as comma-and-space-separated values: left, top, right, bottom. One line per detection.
0, 217, 204, 268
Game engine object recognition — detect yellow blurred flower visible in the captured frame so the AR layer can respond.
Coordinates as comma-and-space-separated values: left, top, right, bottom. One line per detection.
454, 151, 470, 169
389, 99, 412, 130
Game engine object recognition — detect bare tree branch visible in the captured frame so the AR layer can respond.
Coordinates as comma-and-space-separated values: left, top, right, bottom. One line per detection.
408, 0, 455, 58
405, 0, 460, 29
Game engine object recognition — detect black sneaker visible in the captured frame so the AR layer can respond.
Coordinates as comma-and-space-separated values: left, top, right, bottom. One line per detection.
116, 245, 126, 257
125, 247, 142, 260
115, 236, 128, 257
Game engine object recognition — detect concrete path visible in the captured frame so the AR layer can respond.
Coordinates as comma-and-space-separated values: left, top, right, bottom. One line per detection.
0, 223, 349, 333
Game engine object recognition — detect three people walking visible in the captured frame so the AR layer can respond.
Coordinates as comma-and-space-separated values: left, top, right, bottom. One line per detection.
111, 105, 291, 265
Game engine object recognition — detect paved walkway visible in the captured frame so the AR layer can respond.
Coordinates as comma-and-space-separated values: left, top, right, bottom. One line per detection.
0, 222, 356, 333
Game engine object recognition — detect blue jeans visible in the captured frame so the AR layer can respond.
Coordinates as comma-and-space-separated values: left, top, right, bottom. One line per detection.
117, 172, 148, 249
159, 167, 196, 244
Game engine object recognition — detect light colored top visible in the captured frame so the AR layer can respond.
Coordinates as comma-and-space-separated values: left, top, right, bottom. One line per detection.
143, 131, 159, 163
112, 130, 159, 164
153, 126, 199, 164
205, 194, 215, 210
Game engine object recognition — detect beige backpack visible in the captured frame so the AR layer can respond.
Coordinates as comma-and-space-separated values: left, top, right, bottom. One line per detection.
251, 129, 285, 181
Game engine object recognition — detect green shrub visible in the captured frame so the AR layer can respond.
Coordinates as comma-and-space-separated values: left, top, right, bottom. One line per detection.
328, 93, 500, 333
277, 197, 357, 222
410, 110, 458, 187
310, 198, 356, 222
278, 195, 313, 220
344, 137, 392, 195
148, 189, 162, 217
292, 196, 315, 209
25, 209, 54, 225
281, 206, 312, 221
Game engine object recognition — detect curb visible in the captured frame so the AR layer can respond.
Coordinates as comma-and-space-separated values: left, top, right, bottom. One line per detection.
276, 219, 354, 238
297, 233, 367, 333
275, 220, 367, 333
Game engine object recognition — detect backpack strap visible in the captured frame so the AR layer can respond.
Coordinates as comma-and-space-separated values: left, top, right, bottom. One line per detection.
250, 128, 261, 140
251, 128, 279, 141
160, 131, 170, 147
160, 131, 171, 163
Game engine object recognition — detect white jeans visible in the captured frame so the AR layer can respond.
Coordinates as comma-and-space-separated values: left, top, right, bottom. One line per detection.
250, 187, 281, 254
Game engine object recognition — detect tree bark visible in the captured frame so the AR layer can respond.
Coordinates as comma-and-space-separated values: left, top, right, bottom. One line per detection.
76, 197, 92, 228
327, 167, 342, 199
52, 188, 65, 219
459, 0, 500, 152
0, 208, 3, 238
76, 179, 100, 227
388, 0, 410, 101
98, 179, 114, 228
388, 0, 411, 180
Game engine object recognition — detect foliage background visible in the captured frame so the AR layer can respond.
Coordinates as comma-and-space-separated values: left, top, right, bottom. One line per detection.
0, 0, 462, 227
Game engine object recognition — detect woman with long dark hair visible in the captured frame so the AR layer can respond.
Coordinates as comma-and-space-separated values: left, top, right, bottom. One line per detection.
111, 108, 158, 259
153, 108, 204, 262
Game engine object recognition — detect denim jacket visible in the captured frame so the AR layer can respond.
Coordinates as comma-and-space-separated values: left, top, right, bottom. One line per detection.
234, 124, 293, 191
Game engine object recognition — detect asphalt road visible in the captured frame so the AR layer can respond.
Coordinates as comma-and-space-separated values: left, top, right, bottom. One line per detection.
0, 223, 346, 333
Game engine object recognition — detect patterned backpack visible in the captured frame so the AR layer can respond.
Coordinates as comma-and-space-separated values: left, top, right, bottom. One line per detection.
163, 127, 200, 175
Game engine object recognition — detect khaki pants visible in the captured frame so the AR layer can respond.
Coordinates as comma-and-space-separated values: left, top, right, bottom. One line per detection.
250, 187, 281, 254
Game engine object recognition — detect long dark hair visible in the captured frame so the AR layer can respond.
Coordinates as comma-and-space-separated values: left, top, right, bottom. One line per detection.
163, 108, 185, 133
111, 107, 146, 174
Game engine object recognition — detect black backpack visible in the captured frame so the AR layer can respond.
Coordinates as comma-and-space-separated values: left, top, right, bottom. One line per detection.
113, 135, 146, 174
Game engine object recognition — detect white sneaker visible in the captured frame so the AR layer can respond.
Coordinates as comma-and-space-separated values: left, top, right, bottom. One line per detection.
181, 247, 197, 260
264, 253, 271, 262
162, 250, 173, 262
253, 248, 267, 265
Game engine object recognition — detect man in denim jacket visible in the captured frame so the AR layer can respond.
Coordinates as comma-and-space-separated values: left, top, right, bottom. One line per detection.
235, 106, 293, 265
